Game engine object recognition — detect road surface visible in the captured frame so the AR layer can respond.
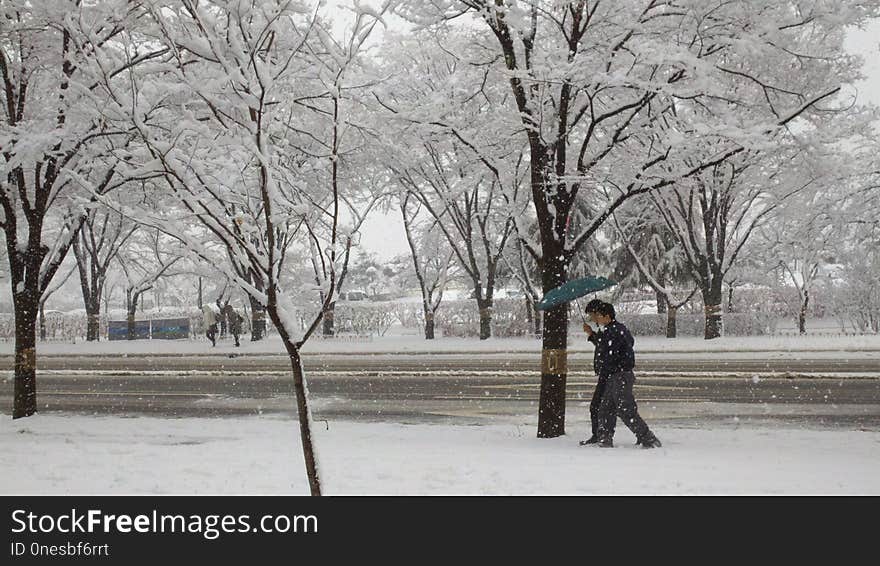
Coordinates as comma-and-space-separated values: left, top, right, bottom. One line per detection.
2, 353, 879, 430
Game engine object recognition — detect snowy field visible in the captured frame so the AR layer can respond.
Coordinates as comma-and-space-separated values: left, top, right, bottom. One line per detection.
2, 414, 879, 495
2, 332, 880, 357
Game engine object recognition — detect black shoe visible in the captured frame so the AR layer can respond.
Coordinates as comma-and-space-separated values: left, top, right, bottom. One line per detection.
639, 436, 662, 449
579, 436, 599, 446
597, 438, 614, 448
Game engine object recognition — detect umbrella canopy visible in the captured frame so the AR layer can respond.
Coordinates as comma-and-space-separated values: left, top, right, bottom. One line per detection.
535, 276, 617, 311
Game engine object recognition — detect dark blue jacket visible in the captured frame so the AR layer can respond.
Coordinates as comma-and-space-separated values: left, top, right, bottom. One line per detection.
587, 320, 635, 376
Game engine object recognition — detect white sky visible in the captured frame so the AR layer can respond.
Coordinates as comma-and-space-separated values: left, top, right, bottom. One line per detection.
845, 19, 880, 108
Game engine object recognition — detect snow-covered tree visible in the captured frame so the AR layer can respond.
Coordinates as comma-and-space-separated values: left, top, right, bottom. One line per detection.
38, 263, 76, 341
100, 0, 389, 495
117, 228, 184, 339
400, 192, 456, 339
1, 1, 167, 418
394, 0, 879, 435
376, 30, 526, 339
311, 185, 383, 337
72, 208, 136, 340
501, 224, 541, 337
391, 138, 517, 339
822, 152, 880, 333
650, 154, 788, 338
611, 211, 696, 338
758, 188, 841, 334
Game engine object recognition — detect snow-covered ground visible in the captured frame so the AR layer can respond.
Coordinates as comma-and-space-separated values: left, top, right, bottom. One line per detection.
2, 332, 880, 357
2, 414, 879, 494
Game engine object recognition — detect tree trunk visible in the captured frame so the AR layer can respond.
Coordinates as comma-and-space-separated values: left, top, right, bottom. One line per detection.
75, 258, 103, 341
537, 254, 567, 438
85, 290, 101, 342
477, 299, 493, 340
127, 309, 136, 340
532, 301, 542, 339
127, 291, 139, 340
524, 297, 542, 339
524, 296, 542, 338
39, 303, 46, 341
197, 278, 203, 310
249, 295, 266, 341
86, 310, 100, 341
286, 344, 322, 496
424, 309, 435, 340
666, 305, 678, 339
727, 284, 736, 314
798, 289, 809, 335
702, 284, 724, 340
270, 309, 322, 496
217, 300, 228, 337
656, 289, 668, 314
13, 294, 39, 419
321, 302, 335, 336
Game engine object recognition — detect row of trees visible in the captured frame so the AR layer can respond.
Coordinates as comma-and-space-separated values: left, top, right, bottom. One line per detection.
23, 198, 879, 342
3, 1, 880, 492
392, 1, 880, 436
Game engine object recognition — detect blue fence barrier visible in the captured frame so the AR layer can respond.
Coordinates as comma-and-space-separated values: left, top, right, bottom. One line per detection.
107, 318, 190, 340
151, 317, 191, 340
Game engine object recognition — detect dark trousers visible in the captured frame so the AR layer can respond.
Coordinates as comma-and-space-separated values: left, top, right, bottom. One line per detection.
597, 370, 652, 442
589, 374, 609, 437
206, 324, 217, 346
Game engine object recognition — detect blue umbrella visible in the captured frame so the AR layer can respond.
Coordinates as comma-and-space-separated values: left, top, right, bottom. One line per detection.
536, 276, 617, 321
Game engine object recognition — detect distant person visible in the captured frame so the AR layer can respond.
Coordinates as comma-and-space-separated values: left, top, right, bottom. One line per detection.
216, 299, 228, 337
202, 305, 218, 347
224, 305, 243, 347
581, 300, 662, 449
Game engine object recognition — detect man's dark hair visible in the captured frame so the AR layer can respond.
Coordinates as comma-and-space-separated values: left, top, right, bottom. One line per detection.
585, 299, 615, 320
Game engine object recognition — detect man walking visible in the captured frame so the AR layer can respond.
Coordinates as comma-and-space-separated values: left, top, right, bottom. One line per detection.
581, 300, 662, 449
579, 299, 610, 446
224, 305, 243, 347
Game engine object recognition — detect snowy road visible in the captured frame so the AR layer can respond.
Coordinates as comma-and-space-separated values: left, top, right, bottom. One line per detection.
4, 351, 880, 372
2, 354, 879, 429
